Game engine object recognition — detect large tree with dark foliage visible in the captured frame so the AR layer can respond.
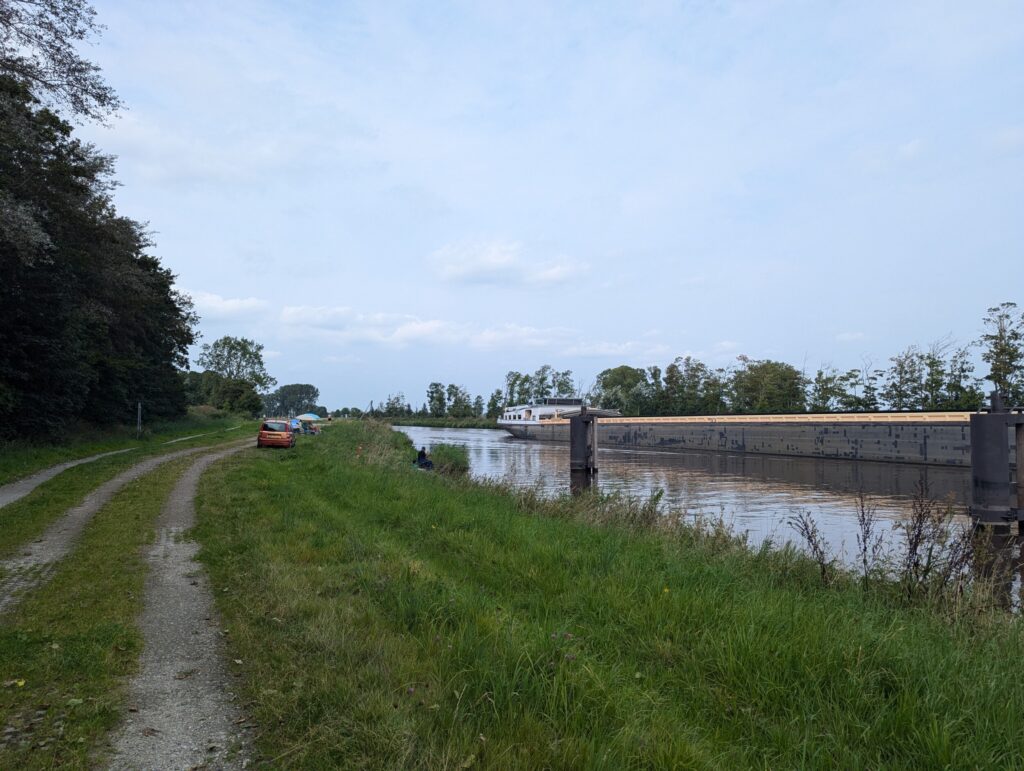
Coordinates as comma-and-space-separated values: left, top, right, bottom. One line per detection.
0, 76, 196, 435
263, 384, 320, 417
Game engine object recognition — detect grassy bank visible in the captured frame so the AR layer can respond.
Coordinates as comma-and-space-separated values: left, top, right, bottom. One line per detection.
0, 409, 252, 485
388, 416, 498, 430
0, 458, 196, 769
195, 421, 1024, 768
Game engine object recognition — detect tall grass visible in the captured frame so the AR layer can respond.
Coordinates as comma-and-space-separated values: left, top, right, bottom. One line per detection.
193, 420, 1024, 768
429, 443, 470, 476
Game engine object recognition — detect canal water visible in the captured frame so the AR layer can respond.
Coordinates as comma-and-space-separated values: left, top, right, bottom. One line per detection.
396, 425, 973, 563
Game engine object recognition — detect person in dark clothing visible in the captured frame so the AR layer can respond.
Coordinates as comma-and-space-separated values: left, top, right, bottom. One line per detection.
415, 447, 433, 469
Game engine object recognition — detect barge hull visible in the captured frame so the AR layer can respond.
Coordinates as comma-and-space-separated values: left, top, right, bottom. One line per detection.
502, 418, 1013, 467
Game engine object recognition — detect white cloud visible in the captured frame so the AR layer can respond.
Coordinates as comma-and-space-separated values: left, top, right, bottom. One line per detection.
431, 239, 585, 286
897, 138, 924, 159
991, 126, 1024, 152
562, 340, 670, 358
191, 290, 268, 318
277, 301, 666, 360
836, 331, 866, 342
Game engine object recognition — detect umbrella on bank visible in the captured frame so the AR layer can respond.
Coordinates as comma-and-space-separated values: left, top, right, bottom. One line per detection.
296, 412, 322, 421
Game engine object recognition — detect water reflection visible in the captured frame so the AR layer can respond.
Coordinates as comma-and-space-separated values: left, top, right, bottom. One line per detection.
395, 426, 972, 561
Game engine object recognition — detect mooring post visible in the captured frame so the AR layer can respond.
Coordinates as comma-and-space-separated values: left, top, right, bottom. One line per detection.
569, 406, 599, 494
1017, 420, 1024, 535
969, 391, 1024, 533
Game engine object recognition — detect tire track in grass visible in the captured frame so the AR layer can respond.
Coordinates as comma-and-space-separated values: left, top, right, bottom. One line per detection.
107, 444, 253, 770
0, 449, 135, 510
0, 425, 246, 507
0, 440, 251, 615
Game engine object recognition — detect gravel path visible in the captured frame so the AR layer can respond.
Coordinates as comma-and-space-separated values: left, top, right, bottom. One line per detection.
107, 443, 253, 770
0, 449, 135, 510
0, 440, 250, 614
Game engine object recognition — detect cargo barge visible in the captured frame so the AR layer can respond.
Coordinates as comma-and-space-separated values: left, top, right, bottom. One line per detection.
497, 402, 1009, 467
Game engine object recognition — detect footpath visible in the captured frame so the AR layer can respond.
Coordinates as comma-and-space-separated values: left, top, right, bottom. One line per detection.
0, 434, 256, 768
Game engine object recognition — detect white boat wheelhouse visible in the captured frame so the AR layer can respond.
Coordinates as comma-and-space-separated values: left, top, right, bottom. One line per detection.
497, 397, 584, 425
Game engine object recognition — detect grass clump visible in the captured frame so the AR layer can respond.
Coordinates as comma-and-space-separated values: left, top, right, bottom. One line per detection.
429, 443, 469, 476
194, 420, 1024, 768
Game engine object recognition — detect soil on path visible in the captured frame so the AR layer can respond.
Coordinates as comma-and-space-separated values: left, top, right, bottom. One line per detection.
0, 440, 250, 614
0, 449, 135, 510
107, 444, 253, 770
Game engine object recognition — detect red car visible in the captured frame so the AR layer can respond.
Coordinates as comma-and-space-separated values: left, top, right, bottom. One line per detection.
257, 419, 296, 448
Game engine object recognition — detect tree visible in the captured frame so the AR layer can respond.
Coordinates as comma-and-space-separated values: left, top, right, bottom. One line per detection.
446, 383, 473, 418
263, 383, 319, 416
213, 378, 262, 416
808, 366, 845, 413
485, 389, 503, 418
880, 346, 925, 411
729, 357, 806, 414
381, 393, 408, 417
663, 356, 715, 415
0, 76, 195, 436
943, 346, 983, 409
426, 382, 446, 417
592, 365, 651, 415
196, 336, 275, 391
0, 0, 121, 121
979, 302, 1024, 404
472, 394, 485, 417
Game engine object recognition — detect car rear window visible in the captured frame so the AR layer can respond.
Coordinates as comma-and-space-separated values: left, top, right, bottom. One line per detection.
262, 421, 289, 432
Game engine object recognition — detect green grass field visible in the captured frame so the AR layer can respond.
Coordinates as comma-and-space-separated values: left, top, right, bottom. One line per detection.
194, 421, 1024, 768
0, 410, 251, 485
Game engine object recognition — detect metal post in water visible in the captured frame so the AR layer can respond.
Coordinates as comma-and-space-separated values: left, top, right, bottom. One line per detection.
137, 400, 142, 440
969, 391, 1024, 533
569, 406, 598, 494
1017, 421, 1024, 535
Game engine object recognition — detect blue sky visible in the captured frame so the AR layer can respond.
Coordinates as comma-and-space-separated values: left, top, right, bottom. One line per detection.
81, 0, 1024, 409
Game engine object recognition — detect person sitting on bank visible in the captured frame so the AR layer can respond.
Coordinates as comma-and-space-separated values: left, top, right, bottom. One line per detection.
415, 447, 433, 469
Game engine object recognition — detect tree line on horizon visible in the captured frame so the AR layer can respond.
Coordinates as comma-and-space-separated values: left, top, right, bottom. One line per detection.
358, 303, 1024, 420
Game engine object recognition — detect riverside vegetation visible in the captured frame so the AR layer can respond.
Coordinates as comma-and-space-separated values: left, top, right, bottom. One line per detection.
193, 420, 1024, 768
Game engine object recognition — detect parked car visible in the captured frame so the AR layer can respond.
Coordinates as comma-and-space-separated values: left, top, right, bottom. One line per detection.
257, 419, 295, 448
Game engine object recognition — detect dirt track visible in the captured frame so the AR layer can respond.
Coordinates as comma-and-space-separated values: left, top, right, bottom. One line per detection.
0, 445, 235, 614
106, 443, 253, 770
0, 449, 135, 510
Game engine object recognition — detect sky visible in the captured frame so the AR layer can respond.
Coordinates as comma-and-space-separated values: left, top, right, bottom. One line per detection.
79, 0, 1024, 409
